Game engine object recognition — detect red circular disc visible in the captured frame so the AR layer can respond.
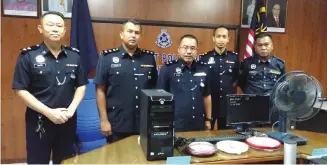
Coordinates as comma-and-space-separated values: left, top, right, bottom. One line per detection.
245, 136, 282, 150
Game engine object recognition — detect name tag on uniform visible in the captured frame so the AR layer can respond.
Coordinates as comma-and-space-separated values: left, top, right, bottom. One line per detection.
226, 60, 235, 64
134, 73, 144, 76
111, 64, 121, 68
34, 63, 46, 68
140, 64, 154, 68
66, 64, 78, 67
194, 72, 207, 76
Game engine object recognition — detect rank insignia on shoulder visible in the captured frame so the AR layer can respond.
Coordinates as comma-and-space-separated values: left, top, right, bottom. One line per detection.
141, 49, 154, 55
165, 60, 177, 65
21, 45, 40, 54
101, 48, 119, 56
64, 46, 80, 53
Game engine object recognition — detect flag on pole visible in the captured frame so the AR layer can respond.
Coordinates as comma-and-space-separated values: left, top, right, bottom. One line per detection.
70, 0, 98, 74
244, 0, 267, 59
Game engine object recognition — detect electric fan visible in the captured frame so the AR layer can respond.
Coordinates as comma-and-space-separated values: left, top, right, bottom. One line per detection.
266, 71, 325, 145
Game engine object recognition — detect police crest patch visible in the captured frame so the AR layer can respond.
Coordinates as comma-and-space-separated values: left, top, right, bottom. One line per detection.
156, 29, 172, 48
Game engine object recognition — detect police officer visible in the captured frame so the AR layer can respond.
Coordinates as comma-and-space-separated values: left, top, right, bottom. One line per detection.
238, 32, 285, 94
238, 33, 285, 123
200, 26, 239, 130
12, 11, 88, 164
157, 34, 212, 132
94, 20, 158, 143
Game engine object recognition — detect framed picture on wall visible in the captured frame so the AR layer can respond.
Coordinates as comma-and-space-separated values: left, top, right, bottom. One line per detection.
41, 0, 73, 18
241, 0, 256, 28
2, 0, 39, 17
266, 0, 288, 33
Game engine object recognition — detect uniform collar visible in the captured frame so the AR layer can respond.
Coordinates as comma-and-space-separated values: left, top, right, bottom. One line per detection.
40, 42, 67, 57
177, 58, 197, 71
119, 45, 142, 58
213, 49, 227, 57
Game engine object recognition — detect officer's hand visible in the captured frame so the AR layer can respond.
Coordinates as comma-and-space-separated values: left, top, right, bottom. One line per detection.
205, 121, 211, 130
63, 108, 75, 119
100, 120, 112, 136
46, 108, 69, 124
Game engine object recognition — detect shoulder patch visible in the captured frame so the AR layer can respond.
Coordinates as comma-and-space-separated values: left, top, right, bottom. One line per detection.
20, 45, 40, 54
64, 46, 80, 53
141, 49, 155, 55
165, 60, 177, 66
201, 51, 210, 56
101, 48, 119, 56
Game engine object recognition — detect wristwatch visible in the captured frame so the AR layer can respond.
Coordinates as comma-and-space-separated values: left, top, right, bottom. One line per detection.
205, 117, 212, 122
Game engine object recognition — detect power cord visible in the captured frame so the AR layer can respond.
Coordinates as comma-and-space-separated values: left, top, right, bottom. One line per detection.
271, 121, 279, 132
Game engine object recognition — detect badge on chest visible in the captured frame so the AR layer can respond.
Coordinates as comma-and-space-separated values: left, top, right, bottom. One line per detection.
174, 67, 183, 77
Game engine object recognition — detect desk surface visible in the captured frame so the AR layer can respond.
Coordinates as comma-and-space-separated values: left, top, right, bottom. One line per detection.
63, 129, 327, 164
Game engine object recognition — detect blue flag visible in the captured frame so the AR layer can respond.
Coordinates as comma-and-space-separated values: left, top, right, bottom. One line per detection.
70, 0, 98, 75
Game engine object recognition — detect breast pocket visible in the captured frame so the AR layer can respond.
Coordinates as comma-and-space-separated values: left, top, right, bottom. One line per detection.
109, 68, 127, 86
224, 63, 235, 76
65, 67, 77, 85
32, 67, 54, 87
171, 78, 185, 93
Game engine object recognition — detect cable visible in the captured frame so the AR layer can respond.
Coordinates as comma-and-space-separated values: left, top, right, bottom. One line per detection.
271, 121, 279, 132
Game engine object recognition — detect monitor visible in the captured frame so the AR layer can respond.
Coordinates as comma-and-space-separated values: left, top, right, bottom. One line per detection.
226, 94, 270, 135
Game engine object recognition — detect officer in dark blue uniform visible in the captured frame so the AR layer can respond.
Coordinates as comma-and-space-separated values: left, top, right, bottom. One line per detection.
12, 11, 88, 164
94, 20, 158, 143
238, 33, 285, 123
199, 26, 239, 130
157, 34, 212, 132
238, 33, 285, 94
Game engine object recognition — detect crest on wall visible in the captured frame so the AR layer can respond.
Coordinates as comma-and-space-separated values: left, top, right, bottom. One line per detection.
156, 29, 172, 48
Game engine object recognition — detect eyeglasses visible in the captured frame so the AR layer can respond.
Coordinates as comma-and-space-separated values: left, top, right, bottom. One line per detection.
179, 46, 198, 52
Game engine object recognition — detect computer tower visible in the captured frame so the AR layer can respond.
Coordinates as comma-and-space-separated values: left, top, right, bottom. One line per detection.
140, 89, 174, 161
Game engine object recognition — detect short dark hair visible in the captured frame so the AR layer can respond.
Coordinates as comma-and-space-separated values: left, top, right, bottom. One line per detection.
122, 19, 142, 31
255, 32, 273, 42
179, 34, 198, 46
41, 11, 65, 22
213, 26, 229, 36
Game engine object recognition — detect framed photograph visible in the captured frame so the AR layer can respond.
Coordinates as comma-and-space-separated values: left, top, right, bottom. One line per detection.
241, 0, 257, 28
2, 0, 39, 17
41, 0, 73, 18
266, 0, 288, 33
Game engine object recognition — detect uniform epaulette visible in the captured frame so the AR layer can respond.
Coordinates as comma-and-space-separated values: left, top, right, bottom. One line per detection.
141, 49, 155, 55
101, 48, 119, 56
197, 61, 207, 65
20, 45, 40, 54
227, 51, 238, 55
64, 46, 80, 53
273, 56, 285, 64
165, 60, 177, 66
199, 51, 209, 56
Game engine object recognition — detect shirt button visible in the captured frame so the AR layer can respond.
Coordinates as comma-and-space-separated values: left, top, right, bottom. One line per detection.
220, 80, 222, 83
220, 59, 222, 61
134, 68, 136, 71
264, 84, 266, 87
210, 66, 212, 68
220, 88, 222, 90
116, 72, 119, 74
220, 96, 222, 98
113, 107, 115, 109
193, 116, 195, 118
57, 71, 60, 74
136, 96, 138, 99
264, 76, 266, 78
192, 97, 195, 100
132, 60, 135, 62
135, 78, 137, 80
136, 105, 139, 108
135, 86, 138, 89
220, 65, 222, 68
264, 68, 266, 70
56, 60, 59, 63
190, 80, 192, 82
192, 106, 195, 109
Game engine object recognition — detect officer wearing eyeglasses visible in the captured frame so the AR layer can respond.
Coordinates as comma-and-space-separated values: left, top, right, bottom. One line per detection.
157, 34, 212, 132
199, 26, 239, 130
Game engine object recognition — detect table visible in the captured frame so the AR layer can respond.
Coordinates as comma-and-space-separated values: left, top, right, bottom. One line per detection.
62, 128, 327, 164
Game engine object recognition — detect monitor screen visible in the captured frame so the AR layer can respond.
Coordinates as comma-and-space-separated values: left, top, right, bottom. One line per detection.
226, 94, 270, 125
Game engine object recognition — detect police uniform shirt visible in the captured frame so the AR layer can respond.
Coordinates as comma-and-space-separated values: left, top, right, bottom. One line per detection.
94, 45, 158, 133
199, 49, 239, 117
239, 55, 285, 94
156, 59, 211, 132
12, 43, 89, 119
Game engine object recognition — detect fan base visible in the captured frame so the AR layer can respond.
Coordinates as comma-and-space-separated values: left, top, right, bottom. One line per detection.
265, 131, 308, 146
